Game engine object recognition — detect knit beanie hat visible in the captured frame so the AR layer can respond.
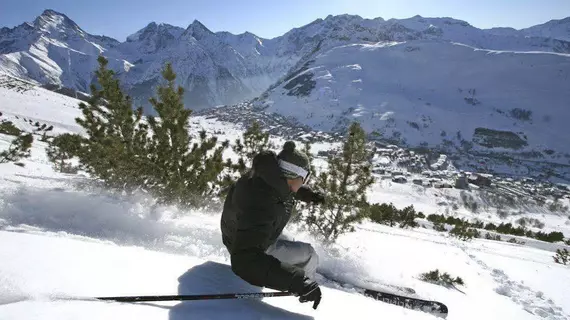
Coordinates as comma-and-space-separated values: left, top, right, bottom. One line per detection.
277, 141, 310, 180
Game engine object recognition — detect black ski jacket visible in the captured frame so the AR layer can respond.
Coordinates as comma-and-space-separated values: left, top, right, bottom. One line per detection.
220, 150, 317, 292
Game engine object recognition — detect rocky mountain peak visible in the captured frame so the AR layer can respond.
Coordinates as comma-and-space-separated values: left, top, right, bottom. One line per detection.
33, 9, 82, 35
184, 19, 215, 40
126, 22, 183, 43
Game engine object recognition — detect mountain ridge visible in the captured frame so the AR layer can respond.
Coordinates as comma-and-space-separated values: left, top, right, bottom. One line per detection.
2, 9, 569, 111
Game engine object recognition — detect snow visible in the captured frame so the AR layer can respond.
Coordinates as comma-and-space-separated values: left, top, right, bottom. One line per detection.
1, 70, 570, 320
520, 17, 570, 42
260, 39, 570, 173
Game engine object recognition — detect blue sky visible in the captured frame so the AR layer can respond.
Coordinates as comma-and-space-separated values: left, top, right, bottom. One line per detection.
2, 0, 569, 41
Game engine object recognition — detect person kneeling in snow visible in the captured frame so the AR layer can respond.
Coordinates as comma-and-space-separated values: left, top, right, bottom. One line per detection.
221, 141, 325, 309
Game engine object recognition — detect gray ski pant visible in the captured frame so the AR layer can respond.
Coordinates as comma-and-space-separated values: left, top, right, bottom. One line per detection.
265, 237, 319, 280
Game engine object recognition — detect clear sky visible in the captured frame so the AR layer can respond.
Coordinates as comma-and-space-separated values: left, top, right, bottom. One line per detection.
2, 0, 569, 41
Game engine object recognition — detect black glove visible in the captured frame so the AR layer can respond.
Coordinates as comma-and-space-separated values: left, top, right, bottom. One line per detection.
309, 190, 325, 204
291, 277, 322, 309
296, 186, 326, 204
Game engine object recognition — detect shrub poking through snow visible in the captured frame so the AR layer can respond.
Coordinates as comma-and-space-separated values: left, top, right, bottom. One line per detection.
485, 233, 502, 241
368, 203, 421, 228
431, 222, 446, 232
419, 269, 465, 288
507, 238, 525, 245
449, 224, 480, 241
0, 133, 33, 164
368, 203, 398, 227
427, 213, 564, 244
0, 120, 22, 136
553, 248, 569, 265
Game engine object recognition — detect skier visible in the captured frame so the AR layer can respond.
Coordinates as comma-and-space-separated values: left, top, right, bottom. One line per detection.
221, 141, 326, 309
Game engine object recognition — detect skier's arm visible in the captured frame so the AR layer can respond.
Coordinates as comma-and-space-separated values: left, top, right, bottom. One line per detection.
230, 203, 303, 292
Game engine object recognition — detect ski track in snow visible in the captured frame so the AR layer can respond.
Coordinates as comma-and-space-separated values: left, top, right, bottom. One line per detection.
459, 245, 569, 320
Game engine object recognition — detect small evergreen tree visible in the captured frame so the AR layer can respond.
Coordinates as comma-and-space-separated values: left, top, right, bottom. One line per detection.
302, 122, 374, 242
0, 133, 33, 163
75, 56, 150, 193
145, 63, 228, 208
46, 133, 83, 173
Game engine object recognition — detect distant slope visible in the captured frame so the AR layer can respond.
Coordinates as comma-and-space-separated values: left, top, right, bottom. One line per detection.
0, 73, 85, 136
521, 17, 570, 42
256, 40, 570, 163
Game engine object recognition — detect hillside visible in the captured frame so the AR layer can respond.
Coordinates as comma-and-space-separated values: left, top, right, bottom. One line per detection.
1, 76, 570, 320
521, 17, 570, 42
251, 40, 570, 180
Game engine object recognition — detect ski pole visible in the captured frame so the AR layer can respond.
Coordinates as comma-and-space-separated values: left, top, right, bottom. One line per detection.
95, 291, 295, 302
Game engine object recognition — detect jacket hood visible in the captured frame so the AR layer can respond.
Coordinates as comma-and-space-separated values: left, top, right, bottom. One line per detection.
252, 151, 292, 200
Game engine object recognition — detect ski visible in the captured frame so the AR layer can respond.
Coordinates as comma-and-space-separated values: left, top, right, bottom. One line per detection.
317, 273, 448, 318
363, 288, 448, 318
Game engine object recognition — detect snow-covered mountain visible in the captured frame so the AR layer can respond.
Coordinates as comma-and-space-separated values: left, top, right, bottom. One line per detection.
254, 39, 570, 172
520, 17, 570, 42
0, 9, 130, 93
487, 17, 570, 42
2, 10, 570, 112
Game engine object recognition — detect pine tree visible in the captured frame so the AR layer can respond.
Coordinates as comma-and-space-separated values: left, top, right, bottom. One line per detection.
217, 120, 274, 196
46, 133, 83, 173
302, 122, 375, 243
232, 120, 274, 174
75, 56, 150, 192
0, 133, 33, 163
145, 63, 228, 208
291, 141, 317, 223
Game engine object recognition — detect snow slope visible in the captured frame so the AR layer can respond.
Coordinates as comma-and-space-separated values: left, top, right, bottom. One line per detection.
521, 17, 570, 42
1, 63, 570, 320
487, 17, 570, 42
257, 40, 570, 165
